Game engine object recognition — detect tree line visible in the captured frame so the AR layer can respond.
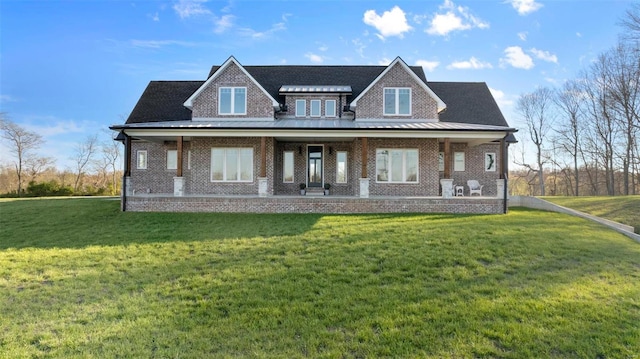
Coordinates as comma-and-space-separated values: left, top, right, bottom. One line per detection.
0, 113, 122, 197
511, 4, 640, 196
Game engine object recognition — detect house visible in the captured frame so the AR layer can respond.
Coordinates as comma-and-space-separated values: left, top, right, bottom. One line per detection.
110, 56, 516, 214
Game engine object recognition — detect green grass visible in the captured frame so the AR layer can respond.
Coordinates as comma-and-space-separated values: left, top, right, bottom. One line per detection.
542, 195, 640, 233
1, 198, 639, 358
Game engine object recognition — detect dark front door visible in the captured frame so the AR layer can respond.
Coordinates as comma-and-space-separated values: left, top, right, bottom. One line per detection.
308, 146, 323, 187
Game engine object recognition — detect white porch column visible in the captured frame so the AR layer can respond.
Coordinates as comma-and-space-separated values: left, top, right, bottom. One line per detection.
124, 176, 132, 196
359, 178, 370, 198
440, 179, 454, 198
258, 177, 268, 197
496, 178, 506, 199
173, 177, 185, 197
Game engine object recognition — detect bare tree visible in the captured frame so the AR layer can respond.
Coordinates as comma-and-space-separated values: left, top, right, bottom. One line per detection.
0, 115, 46, 195
516, 87, 555, 196
554, 80, 585, 196
71, 135, 98, 193
620, 3, 640, 42
100, 130, 122, 195
25, 156, 55, 184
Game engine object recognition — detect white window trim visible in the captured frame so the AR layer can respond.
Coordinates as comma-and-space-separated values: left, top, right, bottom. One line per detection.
375, 148, 419, 183
310, 100, 321, 117
136, 150, 147, 170
295, 99, 306, 117
383, 87, 412, 116
167, 150, 177, 170
336, 151, 347, 183
283, 151, 294, 183
454, 152, 465, 172
485, 152, 496, 172
187, 150, 192, 170
325, 100, 337, 117
218, 87, 247, 115
210, 148, 254, 182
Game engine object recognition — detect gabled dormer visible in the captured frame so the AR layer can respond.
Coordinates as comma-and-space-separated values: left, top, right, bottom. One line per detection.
350, 57, 446, 122
183, 56, 279, 121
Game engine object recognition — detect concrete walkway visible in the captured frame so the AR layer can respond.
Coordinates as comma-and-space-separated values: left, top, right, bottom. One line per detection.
509, 196, 640, 243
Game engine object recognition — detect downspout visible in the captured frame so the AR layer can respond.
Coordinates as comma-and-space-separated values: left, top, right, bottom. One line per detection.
122, 133, 131, 212
502, 134, 509, 214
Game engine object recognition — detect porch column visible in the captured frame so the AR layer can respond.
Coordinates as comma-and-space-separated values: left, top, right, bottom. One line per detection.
360, 137, 369, 198
258, 136, 268, 197
498, 136, 508, 202
174, 136, 184, 197
440, 138, 453, 198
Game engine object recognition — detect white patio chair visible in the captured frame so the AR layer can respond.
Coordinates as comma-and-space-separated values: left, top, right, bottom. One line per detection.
467, 180, 484, 196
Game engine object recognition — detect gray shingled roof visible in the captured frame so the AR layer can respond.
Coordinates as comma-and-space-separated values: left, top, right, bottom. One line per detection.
124, 65, 512, 138
126, 81, 203, 124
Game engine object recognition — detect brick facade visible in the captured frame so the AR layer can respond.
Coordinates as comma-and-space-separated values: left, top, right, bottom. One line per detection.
191, 62, 274, 119
356, 62, 439, 120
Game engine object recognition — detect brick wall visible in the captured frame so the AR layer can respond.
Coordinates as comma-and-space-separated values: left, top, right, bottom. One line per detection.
356, 62, 439, 120
439, 143, 502, 196
127, 196, 505, 214
191, 62, 274, 119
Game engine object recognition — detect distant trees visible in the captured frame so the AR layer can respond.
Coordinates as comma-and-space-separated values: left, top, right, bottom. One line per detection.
0, 115, 122, 197
512, 7, 640, 196
0, 114, 53, 195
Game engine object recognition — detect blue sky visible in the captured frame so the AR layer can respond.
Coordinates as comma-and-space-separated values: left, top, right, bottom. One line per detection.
0, 0, 634, 169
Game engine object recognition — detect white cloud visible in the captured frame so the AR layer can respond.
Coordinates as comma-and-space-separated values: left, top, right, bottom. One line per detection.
489, 87, 514, 108
378, 58, 392, 66
318, 44, 329, 52
150, 12, 160, 21
508, 0, 543, 16
576, 32, 582, 38
517, 31, 527, 41
426, 0, 489, 36
173, 0, 211, 19
129, 39, 197, 49
415, 60, 440, 72
447, 57, 492, 70
363, 6, 412, 39
238, 22, 286, 39
214, 14, 234, 34
500, 46, 534, 69
0, 94, 18, 103
530, 48, 558, 63
305, 53, 324, 64
352, 38, 367, 58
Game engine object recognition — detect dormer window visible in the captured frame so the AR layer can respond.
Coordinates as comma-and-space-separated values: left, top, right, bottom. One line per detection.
384, 88, 411, 115
325, 100, 336, 117
310, 100, 321, 117
295, 100, 306, 117
219, 87, 246, 115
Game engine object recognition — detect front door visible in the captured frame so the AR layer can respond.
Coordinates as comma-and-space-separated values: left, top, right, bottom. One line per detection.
308, 145, 323, 187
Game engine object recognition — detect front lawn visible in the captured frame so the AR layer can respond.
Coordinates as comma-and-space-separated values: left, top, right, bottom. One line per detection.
0, 198, 638, 358
542, 195, 640, 233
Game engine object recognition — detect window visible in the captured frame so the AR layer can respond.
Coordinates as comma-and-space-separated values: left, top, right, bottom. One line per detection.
310, 100, 321, 117
167, 150, 177, 170
187, 150, 192, 170
211, 148, 253, 182
283, 151, 294, 183
137, 150, 147, 170
296, 100, 306, 117
336, 151, 347, 183
376, 149, 418, 183
384, 88, 411, 115
438, 152, 444, 172
485, 152, 496, 172
219, 87, 246, 115
325, 100, 336, 117
454, 152, 465, 172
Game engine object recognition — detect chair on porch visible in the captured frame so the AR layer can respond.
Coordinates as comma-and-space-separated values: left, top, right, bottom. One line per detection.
467, 180, 484, 196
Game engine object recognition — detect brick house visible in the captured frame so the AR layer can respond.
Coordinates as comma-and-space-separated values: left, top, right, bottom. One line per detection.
110, 56, 516, 213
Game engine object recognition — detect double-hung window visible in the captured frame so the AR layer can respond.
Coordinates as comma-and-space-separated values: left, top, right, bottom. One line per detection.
283, 151, 294, 183
310, 100, 321, 117
384, 88, 411, 115
296, 100, 306, 117
376, 149, 418, 183
211, 148, 253, 182
325, 100, 336, 117
137, 150, 148, 170
219, 87, 246, 115
167, 150, 177, 170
